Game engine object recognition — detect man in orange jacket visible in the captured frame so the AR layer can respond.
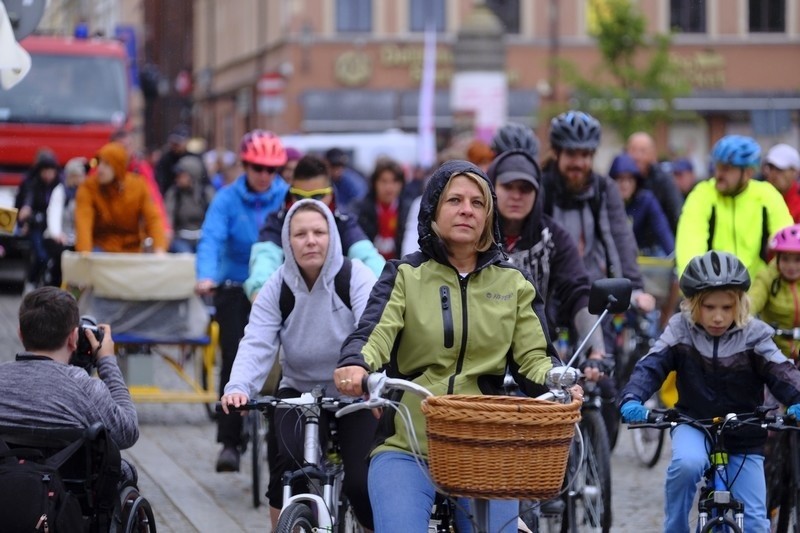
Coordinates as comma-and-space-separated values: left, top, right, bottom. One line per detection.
75, 142, 167, 253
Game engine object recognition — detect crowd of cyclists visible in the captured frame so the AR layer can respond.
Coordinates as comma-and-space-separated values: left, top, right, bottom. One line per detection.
10, 108, 800, 532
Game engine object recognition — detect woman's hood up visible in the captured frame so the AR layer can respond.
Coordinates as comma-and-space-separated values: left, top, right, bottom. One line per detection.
417, 159, 502, 259
280, 199, 343, 285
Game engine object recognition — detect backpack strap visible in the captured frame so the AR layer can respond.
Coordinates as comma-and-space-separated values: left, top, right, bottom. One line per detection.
281, 258, 353, 325
760, 206, 769, 264
707, 205, 716, 251
334, 258, 353, 312
43, 436, 87, 470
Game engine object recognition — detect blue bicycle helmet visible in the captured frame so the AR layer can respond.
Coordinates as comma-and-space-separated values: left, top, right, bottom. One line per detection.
549, 111, 601, 151
711, 135, 761, 168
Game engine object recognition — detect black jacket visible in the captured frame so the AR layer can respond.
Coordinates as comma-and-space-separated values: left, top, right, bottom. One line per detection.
353, 192, 413, 260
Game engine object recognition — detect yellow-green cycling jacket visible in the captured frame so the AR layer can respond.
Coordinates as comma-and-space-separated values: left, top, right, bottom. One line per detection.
675, 178, 792, 279
750, 260, 800, 360
337, 160, 559, 459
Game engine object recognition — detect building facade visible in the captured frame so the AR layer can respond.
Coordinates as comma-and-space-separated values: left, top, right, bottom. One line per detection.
192, 0, 800, 175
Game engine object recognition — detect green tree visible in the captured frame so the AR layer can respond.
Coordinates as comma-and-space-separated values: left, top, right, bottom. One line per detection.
558, 0, 691, 139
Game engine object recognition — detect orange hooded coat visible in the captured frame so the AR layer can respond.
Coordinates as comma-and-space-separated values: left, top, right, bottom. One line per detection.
75, 142, 167, 253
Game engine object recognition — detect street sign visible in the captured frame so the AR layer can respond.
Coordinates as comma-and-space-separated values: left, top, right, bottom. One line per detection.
257, 72, 285, 96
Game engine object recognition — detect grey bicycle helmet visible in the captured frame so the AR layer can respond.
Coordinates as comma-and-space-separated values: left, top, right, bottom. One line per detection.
679, 250, 751, 297
491, 123, 540, 159
549, 111, 602, 151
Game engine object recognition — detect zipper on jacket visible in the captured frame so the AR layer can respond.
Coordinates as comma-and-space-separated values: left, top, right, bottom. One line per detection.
440, 285, 454, 349
447, 276, 469, 394
711, 336, 721, 398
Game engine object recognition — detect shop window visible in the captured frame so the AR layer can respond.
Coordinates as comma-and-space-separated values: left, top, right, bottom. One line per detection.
749, 0, 785, 33
410, 0, 446, 32
486, 0, 520, 34
670, 0, 706, 33
336, 0, 372, 33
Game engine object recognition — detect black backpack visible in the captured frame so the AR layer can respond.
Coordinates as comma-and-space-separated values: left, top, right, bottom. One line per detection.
279, 258, 353, 324
0, 435, 86, 532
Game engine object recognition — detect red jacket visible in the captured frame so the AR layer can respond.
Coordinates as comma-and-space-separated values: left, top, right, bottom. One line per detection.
784, 181, 800, 223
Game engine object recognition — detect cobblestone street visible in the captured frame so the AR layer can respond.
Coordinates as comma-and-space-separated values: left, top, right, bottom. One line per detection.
0, 289, 670, 532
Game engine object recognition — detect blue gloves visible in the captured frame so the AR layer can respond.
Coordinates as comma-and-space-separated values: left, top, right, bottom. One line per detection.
787, 404, 800, 419
621, 401, 649, 423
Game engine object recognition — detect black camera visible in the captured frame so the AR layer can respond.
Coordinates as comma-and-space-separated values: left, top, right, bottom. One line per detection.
70, 315, 104, 372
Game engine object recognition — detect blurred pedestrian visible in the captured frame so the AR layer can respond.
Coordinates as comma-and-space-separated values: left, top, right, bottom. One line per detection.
353, 158, 412, 260
282, 146, 302, 183
626, 132, 684, 233
165, 156, 215, 253
16, 152, 60, 291
465, 139, 494, 172
156, 124, 208, 194
324, 147, 367, 209
44, 157, 87, 287
763, 143, 800, 223
671, 158, 697, 198
74, 142, 167, 254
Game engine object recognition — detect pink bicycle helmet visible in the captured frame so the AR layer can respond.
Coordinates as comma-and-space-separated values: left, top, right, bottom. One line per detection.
769, 224, 800, 259
239, 129, 288, 167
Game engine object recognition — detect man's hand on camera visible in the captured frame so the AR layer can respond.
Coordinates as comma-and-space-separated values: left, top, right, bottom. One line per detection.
84, 324, 114, 359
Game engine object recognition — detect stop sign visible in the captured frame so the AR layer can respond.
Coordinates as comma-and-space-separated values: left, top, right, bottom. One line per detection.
257, 72, 285, 96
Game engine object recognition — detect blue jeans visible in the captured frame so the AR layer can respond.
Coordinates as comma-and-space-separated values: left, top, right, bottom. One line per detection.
369, 451, 518, 533
665, 424, 770, 533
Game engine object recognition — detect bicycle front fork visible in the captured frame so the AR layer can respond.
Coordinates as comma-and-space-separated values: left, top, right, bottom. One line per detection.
697, 485, 744, 531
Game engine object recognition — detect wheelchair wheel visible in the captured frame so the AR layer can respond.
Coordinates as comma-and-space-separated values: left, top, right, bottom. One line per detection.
120, 487, 157, 533
275, 502, 317, 533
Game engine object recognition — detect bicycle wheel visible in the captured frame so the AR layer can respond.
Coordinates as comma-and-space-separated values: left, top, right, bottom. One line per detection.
563, 410, 612, 533
630, 397, 664, 468
275, 502, 317, 533
250, 411, 268, 508
777, 431, 800, 533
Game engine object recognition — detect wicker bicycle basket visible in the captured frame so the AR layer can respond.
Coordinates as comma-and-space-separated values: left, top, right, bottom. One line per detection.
420, 395, 581, 500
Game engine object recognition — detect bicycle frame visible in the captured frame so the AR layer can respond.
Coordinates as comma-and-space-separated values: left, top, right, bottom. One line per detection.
229, 388, 352, 531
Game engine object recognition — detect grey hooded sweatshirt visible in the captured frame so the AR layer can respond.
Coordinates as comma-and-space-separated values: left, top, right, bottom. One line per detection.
225, 199, 377, 398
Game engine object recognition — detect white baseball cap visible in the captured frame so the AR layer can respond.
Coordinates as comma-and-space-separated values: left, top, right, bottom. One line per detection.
766, 144, 800, 170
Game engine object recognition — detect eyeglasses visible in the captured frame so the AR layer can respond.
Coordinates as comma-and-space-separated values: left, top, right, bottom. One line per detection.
289, 187, 333, 201
249, 163, 278, 174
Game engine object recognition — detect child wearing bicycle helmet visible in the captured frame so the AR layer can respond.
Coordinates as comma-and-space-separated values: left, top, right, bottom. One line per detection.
620, 250, 800, 533
750, 224, 800, 360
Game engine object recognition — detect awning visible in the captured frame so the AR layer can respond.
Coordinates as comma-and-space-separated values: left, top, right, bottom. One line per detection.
301, 89, 540, 132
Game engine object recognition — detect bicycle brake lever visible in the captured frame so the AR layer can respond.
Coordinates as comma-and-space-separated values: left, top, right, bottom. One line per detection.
335, 401, 366, 418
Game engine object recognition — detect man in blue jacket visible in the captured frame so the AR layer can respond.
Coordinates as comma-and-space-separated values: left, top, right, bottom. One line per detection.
195, 130, 289, 472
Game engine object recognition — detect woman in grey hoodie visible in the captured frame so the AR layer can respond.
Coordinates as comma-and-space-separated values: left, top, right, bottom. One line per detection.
221, 199, 378, 529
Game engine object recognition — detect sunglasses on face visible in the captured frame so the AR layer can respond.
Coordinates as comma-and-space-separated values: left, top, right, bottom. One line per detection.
249, 164, 278, 174
289, 187, 333, 201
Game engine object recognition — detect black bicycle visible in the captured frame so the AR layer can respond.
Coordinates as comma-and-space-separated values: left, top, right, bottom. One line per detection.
766, 326, 800, 532
630, 407, 800, 532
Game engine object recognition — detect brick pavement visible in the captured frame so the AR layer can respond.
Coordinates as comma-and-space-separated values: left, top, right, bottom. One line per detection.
0, 289, 671, 532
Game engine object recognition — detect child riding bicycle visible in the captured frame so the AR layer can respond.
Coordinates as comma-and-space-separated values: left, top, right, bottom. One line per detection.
620, 250, 800, 533
750, 223, 800, 361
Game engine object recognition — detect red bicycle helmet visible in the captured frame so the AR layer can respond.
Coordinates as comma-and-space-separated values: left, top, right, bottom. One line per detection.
239, 129, 287, 167
769, 224, 800, 259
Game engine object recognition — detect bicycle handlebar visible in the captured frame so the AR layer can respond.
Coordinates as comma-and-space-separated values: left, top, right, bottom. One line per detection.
335, 371, 577, 418
216, 391, 357, 414
628, 406, 800, 433
773, 326, 800, 341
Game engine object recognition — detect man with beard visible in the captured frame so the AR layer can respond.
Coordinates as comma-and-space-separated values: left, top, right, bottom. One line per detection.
676, 134, 792, 279
540, 110, 655, 447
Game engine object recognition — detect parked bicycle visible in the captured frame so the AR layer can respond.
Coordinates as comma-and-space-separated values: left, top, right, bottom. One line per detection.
221, 388, 363, 532
630, 407, 800, 532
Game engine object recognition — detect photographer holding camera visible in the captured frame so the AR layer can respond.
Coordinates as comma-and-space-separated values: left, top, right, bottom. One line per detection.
0, 286, 138, 451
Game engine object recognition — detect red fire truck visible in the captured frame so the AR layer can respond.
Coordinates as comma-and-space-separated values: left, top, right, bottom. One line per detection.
0, 33, 130, 283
